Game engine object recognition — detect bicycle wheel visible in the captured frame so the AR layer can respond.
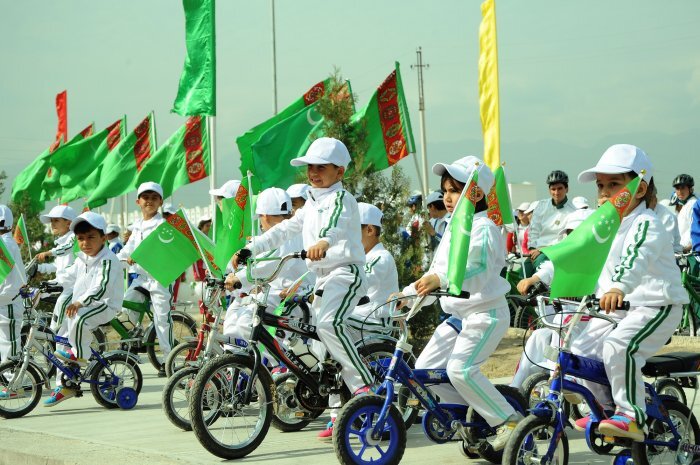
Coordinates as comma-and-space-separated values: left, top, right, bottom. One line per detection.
333, 394, 406, 465
502, 415, 569, 465
0, 360, 43, 419
270, 372, 315, 433
164, 340, 199, 377
162, 366, 216, 431
514, 305, 538, 330
655, 378, 687, 406
91, 326, 106, 353
146, 312, 197, 371
21, 325, 57, 378
189, 353, 274, 459
631, 399, 700, 465
521, 372, 550, 409
358, 342, 420, 429
90, 353, 143, 409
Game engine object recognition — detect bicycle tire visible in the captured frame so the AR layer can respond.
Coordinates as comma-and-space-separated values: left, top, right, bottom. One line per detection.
0, 360, 44, 419
655, 378, 687, 406
502, 415, 569, 465
21, 324, 57, 378
162, 366, 202, 431
146, 312, 197, 371
164, 340, 199, 377
270, 372, 314, 433
90, 353, 143, 409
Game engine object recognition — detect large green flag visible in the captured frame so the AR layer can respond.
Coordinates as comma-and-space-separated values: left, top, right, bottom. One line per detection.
349, 63, 415, 173
542, 176, 641, 298
0, 239, 15, 285
41, 122, 96, 201
11, 148, 52, 213
172, 0, 216, 116
87, 116, 209, 208
214, 178, 253, 270
485, 165, 514, 226
236, 78, 330, 180
131, 210, 200, 287
447, 169, 479, 296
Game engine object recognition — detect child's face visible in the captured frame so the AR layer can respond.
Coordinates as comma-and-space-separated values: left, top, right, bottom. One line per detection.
675, 185, 692, 201
595, 173, 646, 213
259, 214, 285, 232
77, 229, 105, 257
291, 197, 306, 216
136, 192, 163, 218
307, 164, 344, 188
50, 218, 71, 236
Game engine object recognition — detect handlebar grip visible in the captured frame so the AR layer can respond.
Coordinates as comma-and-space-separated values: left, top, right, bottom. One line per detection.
40, 282, 63, 293
296, 250, 325, 260
590, 298, 630, 311
456, 291, 470, 299
233, 281, 242, 290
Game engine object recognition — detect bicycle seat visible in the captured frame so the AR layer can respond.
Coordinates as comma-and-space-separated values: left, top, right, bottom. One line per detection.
133, 286, 150, 299
642, 351, 700, 377
314, 289, 369, 306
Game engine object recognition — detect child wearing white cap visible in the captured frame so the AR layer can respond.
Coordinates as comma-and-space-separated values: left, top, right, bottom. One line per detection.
42, 212, 124, 406
36, 205, 77, 335
223, 187, 313, 363
117, 182, 174, 374
392, 155, 521, 451
233, 137, 374, 397
286, 183, 310, 216
422, 191, 449, 250
105, 224, 123, 254
0, 205, 26, 366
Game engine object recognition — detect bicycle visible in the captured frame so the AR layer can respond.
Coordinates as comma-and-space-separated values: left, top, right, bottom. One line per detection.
187, 251, 416, 459
502, 294, 700, 465
0, 284, 143, 418
504, 252, 540, 329
675, 251, 700, 336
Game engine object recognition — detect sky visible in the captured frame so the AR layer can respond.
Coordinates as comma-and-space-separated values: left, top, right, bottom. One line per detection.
1, 0, 700, 214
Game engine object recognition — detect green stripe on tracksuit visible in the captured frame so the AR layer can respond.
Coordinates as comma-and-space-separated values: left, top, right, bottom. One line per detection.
319, 191, 345, 238
57, 294, 72, 326
82, 260, 111, 306
75, 304, 108, 359
625, 305, 672, 424
332, 264, 373, 386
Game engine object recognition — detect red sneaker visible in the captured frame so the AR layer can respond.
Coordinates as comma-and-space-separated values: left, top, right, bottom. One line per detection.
573, 414, 591, 432
598, 412, 644, 441
317, 419, 335, 441
353, 385, 372, 396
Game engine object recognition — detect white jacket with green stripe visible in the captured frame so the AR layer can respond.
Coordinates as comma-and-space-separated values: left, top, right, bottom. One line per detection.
0, 233, 26, 305
404, 212, 511, 316
599, 202, 688, 307
249, 182, 365, 276
58, 246, 124, 315
37, 231, 75, 279
352, 243, 398, 321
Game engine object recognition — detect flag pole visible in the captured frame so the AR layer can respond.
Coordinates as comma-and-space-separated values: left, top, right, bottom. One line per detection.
271, 0, 278, 115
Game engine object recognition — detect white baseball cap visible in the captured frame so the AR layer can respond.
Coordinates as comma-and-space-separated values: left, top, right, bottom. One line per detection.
256, 188, 292, 216
209, 179, 241, 199
162, 204, 177, 215
70, 211, 107, 234
578, 144, 653, 183
290, 137, 351, 168
432, 155, 495, 194
0, 205, 13, 229
286, 183, 310, 200
137, 181, 164, 198
426, 191, 444, 206
524, 200, 538, 214
358, 202, 383, 227
105, 224, 121, 234
571, 196, 589, 209
516, 202, 530, 212
560, 209, 594, 233
40, 205, 77, 224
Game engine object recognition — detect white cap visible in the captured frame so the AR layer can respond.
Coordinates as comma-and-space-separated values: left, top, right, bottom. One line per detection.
358, 202, 383, 227
571, 196, 589, 209
105, 224, 121, 234
286, 183, 310, 200
524, 200, 538, 214
162, 204, 177, 215
209, 179, 241, 199
126, 223, 135, 232
426, 191, 444, 206
70, 211, 107, 234
578, 144, 653, 183
290, 137, 351, 168
560, 209, 594, 233
516, 202, 530, 212
432, 155, 494, 194
0, 205, 13, 229
40, 205, 77, 224
256, 188, 292, 216
137, 181, 164, 198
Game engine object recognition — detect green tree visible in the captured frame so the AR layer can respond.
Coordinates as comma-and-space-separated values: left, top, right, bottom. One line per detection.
8, 191, 52, 264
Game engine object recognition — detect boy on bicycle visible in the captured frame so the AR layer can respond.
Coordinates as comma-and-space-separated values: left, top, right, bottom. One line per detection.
0, 205, 26, 366
46, 212, 123, 406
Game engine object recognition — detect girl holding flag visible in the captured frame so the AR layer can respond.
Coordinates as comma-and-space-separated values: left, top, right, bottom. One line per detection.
392, 156, 521, 451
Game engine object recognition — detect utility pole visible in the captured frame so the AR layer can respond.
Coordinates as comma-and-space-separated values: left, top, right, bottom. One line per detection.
411, 47, 429, 199
271, 0, 278, 115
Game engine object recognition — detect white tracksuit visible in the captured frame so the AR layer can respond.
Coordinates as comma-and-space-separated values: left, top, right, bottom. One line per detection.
38, 232, 75, 334
677, 196, 697, 250
528, 198, 577, 249
654, 204, 682, 253
118, 214, 174, 355
250, 181, 371, 392
59, 246, 124, 359
406, 212, 514, 427
0, 233, 27, 361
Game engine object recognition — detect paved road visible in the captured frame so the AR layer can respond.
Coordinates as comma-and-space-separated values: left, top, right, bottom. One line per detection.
1, 364, 698, 465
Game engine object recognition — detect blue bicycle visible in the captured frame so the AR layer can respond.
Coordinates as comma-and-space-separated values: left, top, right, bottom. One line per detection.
502, 294, 700, 465
0, 284, 143, 418
333, 293, 528, 465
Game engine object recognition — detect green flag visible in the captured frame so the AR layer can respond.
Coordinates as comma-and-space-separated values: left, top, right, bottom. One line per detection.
172, 0, 216, 116
13, 214, 30, 257
0, 239, 16, 285
349, 63, 415, 173
87, 116, 209, 208
189, 218, 224, 279
485, 165, 514, 226
131, 210, 200, 287
11, 148, 51, 213
542, 176, 642, 298
41, 122, 96, 202
236, 78, 330, 180
447, 169, 480, 296
214, 178, 252, 270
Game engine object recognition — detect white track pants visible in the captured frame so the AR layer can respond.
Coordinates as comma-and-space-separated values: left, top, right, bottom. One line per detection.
222, 297, 280, 368
124, 276, 173, 355
51, 293, 73, 386
0, 304, 22, 362
67, 305, 115, 360
510, 327, 556, 388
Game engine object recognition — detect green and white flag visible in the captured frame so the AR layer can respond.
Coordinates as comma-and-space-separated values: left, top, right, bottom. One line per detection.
214, 178, 253, 270
542, 176, 642, 298
485, 165, 514, 226
447, 169, 480, 296
0, 239, 16, 285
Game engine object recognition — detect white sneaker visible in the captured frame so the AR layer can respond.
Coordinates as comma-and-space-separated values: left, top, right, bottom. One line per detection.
490, 412, 524, 451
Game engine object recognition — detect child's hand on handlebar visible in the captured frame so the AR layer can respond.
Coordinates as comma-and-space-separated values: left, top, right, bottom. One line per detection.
231, 248, 252, 269
413, 274, 441, 297
517, 276, 541, 295
224, 274, 241, 291
599, 288, 625, 313
306, 241, 329, 261
389, 292, 407, 309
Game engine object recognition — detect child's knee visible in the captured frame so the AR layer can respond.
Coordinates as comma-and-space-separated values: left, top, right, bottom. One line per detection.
447, 358, 478, 382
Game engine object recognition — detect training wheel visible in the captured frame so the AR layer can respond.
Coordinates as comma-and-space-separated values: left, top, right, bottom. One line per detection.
115, 387, 138, 410
611, 448, 632, 465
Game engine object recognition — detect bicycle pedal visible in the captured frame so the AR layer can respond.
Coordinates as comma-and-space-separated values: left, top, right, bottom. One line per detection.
75, 390, 83, 398
406, 398, 421, 407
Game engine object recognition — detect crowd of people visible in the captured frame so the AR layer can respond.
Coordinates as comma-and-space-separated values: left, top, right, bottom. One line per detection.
0, 136, 695, 451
